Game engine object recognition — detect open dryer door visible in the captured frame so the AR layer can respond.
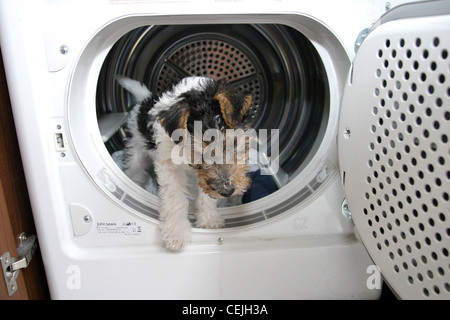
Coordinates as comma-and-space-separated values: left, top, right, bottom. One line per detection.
338, 1, 450, 299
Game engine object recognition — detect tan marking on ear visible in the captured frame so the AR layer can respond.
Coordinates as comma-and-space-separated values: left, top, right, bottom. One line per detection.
214, 93, 236, 128
241, 95, 253, 117
179, 109, 191, 145
179, 109, 190, 129
159, 109, 190, 144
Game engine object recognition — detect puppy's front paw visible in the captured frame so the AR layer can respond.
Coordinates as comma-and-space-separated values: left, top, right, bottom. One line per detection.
195, 211, 225, 229
160, 217, 192, 251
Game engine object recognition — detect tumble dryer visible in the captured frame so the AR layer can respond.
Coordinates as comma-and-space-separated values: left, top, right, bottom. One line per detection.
0, 0, 449, 299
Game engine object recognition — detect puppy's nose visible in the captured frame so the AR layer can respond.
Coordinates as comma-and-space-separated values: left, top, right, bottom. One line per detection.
219, 188, 235, 198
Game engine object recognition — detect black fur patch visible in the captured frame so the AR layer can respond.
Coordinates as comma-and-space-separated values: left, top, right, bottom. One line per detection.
158, 100, 190, 138
137, 97, 156, 149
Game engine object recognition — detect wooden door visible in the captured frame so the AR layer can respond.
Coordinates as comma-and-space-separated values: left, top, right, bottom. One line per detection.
0, 49, 50, 300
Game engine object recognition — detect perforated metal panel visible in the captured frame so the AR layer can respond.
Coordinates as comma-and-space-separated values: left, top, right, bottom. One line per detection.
156, 39, 262, 109
339, 14, 450, 299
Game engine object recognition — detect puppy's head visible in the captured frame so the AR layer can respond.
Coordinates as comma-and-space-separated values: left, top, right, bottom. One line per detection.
159, 78, 254, 199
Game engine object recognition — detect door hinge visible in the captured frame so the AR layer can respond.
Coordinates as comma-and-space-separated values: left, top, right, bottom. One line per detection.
0, 233, 37, 296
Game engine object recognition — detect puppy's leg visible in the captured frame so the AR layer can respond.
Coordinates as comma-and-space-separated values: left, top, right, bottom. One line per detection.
195, 187, 225, 229
155, 138, 192, 251
123, 144, 152, 188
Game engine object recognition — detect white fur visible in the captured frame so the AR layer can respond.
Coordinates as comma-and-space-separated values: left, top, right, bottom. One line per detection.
116, 75, 152, 103
122, 104, 155, 187
150, 76, 210, 115
118, 76, 154, 187
195, 186, 224, 228
153, 123, 193, 251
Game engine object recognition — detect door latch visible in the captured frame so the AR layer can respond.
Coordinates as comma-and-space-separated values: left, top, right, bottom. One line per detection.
1, 233, 37, 296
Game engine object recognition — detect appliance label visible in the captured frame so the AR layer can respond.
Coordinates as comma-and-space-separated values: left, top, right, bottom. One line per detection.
96, 221, 142, 236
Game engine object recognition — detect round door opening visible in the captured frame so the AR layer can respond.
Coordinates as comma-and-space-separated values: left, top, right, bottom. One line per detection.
95, 23, 330, 220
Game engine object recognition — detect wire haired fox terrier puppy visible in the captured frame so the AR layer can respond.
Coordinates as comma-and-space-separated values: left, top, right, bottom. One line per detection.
117, 76, 254, 251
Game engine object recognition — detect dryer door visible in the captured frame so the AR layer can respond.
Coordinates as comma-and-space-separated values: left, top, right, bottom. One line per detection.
338, 3, 450, 299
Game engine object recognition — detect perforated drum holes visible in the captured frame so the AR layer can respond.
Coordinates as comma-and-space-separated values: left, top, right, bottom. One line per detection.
157, 39, 262, 108
367, 35, 450, 298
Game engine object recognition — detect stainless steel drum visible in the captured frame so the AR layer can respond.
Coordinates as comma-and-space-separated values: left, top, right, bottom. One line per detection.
96, 24, 329, 192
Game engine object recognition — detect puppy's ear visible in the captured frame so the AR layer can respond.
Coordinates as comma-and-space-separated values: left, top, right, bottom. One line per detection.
158, 101, 190, 143
239, 95, 255, 130
214, 92, 253, 129
159, 88, 208, 141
